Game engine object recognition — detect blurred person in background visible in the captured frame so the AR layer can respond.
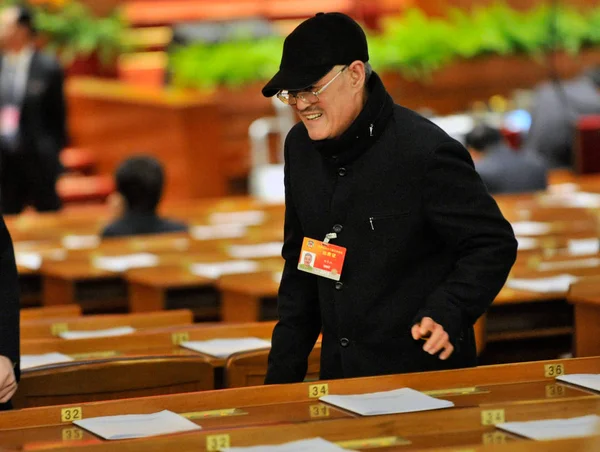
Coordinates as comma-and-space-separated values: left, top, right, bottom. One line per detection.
102, 156, 187, 238
466, 124, 547, 194
0, 5, 68, 214
526, 65, 600, 169
0, 214, 19, 410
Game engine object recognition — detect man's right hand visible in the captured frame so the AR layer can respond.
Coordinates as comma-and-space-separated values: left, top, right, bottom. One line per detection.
0, 355, 17, 403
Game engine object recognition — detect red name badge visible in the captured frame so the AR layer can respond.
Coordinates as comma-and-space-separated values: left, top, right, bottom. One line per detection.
298, 237, 347, 281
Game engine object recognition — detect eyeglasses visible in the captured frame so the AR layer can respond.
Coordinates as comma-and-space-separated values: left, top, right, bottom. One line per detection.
276, 66, 348, 106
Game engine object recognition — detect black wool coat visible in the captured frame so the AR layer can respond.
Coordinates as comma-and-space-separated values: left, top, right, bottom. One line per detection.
0, 215, 20, 409
265, 73, 517, 383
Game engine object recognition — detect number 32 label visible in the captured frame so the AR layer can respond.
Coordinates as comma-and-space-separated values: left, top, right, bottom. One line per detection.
61, 407, 83, 423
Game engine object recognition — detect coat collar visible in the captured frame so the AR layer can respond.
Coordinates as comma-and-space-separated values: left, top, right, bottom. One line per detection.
311, 71, 394, 167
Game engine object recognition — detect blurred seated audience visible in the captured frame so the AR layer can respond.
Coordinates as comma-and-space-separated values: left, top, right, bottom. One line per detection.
102, 156, 187, 238
526, 65, 600, 169
466, 124, 547, 195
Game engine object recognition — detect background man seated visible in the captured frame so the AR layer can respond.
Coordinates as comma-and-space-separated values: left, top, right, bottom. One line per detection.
466, 124, 547, 195
102, 156, 187, 238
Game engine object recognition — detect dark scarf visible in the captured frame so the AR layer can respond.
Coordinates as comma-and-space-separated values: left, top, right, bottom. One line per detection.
312, 71, 394, 166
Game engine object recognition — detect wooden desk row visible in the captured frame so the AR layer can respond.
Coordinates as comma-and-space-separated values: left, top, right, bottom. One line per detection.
20, 310, 194, 339
7, 188, 600, 361
1, 356, 599, 451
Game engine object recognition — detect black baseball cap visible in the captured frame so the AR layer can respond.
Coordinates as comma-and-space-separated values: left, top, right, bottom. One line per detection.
261, 12, 369, 97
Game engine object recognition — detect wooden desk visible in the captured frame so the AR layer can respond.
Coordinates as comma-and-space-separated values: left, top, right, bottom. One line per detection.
20, 309, 193, 339
568, 276, 600, 357
7, 397, 600, 451
217, 271, 281, 323
67, 78, 225, 201
21, 321, 277, 371
21, 305, 82, 321
1, 356, 599, 450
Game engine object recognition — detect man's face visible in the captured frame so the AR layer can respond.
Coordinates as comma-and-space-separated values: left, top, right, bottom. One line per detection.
303, 253, 313, 265
0, 9, 24, 51
294, 64, 364, 141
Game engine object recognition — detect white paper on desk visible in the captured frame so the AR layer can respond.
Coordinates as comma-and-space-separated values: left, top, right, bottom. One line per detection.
550, 192, 600, 208
62, 234, 100, 250
189, 260, 259, 279
21, 352, 74, 370
180, 338, 271, 358
516, 236, 539, 251
538, 257, 600, 271
209, 210, 265, 226
93, 253, 159, 272
73, 410, 200, 440
557, 374, 600, 392
320, 388, 454, 416
228, 242, 283, 259
190, 223, 247, 240
506, 274, 578, 293
510, 221, 552, 236
15, 251, 42, 270
568, 238, 600, 256
59, 326, 136, 340
496, 415, 600, 440
223, 438, 354, 452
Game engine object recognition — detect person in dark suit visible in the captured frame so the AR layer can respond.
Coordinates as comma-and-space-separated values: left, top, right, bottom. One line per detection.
526, 66, 600, 169
0, 214, 20, 410
466, 124, 547, 194
0, 5, 68, 215
102, 156, 187, 238
260, 13, 517, 383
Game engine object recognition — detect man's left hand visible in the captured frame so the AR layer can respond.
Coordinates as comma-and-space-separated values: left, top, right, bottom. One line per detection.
411, 317, 454, 360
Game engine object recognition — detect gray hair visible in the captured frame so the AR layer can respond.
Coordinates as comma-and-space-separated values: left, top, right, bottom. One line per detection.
364, 61, 373, 85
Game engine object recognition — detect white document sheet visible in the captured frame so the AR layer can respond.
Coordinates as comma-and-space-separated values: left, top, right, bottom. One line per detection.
496, 415, 600, 440
93, 253, 159, 272
223, 438, 354, 452
180, 338, 271, 358
15, 251, 42, 270
516, 237, 539, 251
510, 221, 552, 236
550, 192, 600, 208
190, 224, 247, 240
538, 257, 600, 271
59, 326, 136, 340
320, 388, 454, 416
21, 352, 74, 370
61, 235, 100, 250
228, 242, 283, 259
506, 274, 578, 293
557, 374, 600, 392
568, 238, 600, 256
73, 410, 201, 440
209, 210, 266, 226
189, 260, 259, 279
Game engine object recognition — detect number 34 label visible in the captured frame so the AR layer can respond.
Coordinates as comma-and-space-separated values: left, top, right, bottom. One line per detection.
308, 383, 329, 398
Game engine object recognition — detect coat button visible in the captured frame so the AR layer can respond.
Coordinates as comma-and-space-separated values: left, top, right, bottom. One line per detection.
332, 224, 343, 233
335, 282, 343, 290
338, 167, 347, 177
340, 338, 350, 347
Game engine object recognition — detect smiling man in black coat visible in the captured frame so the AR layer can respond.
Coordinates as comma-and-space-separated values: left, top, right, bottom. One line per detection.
261, 12, 517, 383
0, 215, 19, 409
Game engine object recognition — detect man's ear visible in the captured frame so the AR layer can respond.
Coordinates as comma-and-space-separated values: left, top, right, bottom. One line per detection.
348, 61, 366, 89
